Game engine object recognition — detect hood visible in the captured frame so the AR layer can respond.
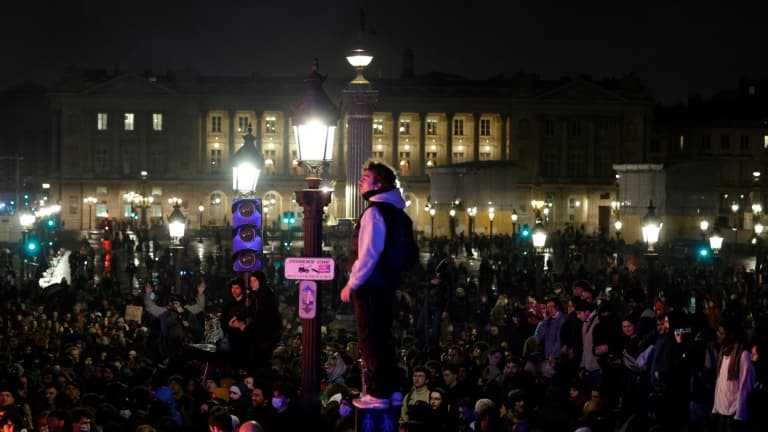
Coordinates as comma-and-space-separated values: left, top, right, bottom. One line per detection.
155, 386, 175, 405
368, 188, 406, 209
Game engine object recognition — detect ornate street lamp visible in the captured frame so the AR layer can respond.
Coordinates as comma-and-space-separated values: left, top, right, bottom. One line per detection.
709, 226, 723, 256
84, 196, 98, 231
198, 203, 205, 230
531, 222, 548, 300
511, 210, 518, 235
468, 206, 477, 236
488, 205, 496, 239
642, 200, 663, 300
19, 209, 36, 287
167, 198, 186, 295
449, 207, 456, 237
614, 219, 623, 240
232, 124, 264, 197
429, 207, 436, 239
532, 222, 548, 253
291, 58, 338, 414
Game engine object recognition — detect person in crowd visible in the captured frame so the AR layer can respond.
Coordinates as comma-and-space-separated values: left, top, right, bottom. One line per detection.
340, 160, 411, 410
244, 272, 282, 373
534, 296, 567, 365
399, 365, 431, 427
221, 277, 252, 376
712, 317, 756, 431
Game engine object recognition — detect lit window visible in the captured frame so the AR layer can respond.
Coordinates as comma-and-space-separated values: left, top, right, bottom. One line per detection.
426, 151, 437, 167
211, 116, 222, 133
373, 118, 384, 135
152, 113, 163, 131
264, 149, 276, 174
124, 113, 135, 131
210, 149, 222, 170
399, 119, 411, 135
427, 119, 438, 136
238, 116, 249, 133
97, 113, 108, 131
265, 117, 277, 134
679, 135, 685, 151
453, 118, 464, 136
764, 135, 768, 149
480, 119, 492, 137
373, 150, 384, 159
399, 151, 410, 176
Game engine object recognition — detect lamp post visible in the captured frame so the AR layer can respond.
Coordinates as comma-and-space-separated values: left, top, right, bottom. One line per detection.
167, 197, 186, 295
291, 58, 337, 415
731, 202, 740, 230
19, 209, 35, 287
532, 222, 548, 300
755, 222, 765, 294
467, 205, 477, 236
709, 226, 724, 298
511, 210, 518, 235
488, 205, 495, 239
84, 196, 97, 231
642, 200, 663, 300
343, 48, 377, 218
198, 203, 204, 230
429, 208, 436, 239
449, 207, 456, 238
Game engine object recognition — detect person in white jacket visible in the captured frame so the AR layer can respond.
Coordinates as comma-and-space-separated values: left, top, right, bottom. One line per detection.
341, 160, 407, 410
712, 317, 755, 431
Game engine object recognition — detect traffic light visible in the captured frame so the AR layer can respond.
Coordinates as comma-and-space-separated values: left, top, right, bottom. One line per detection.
24, 237, 39, 256
519, 224, 531, 238
232, 198, 263, 272
281, 211, 297, 226
697, 245, 711, 259
45, 217, 57, 230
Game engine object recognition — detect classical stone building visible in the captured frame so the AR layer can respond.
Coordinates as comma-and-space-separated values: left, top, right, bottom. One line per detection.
46, 67, 652, 240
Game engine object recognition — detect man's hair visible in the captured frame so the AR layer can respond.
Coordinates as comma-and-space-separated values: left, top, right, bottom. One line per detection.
238, 420, 263, 432
546, 297, 563, 311
362, 159, 397, 192
229, 277, 245, 289
208, 410, 234, 431
412, 365, 431, 381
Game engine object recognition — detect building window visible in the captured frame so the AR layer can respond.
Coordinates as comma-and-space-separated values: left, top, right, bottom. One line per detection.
701, 135, 711, 150
544, 119, 555, 137
152, 113, 163, 131
764, 135, 768, 149
211, 116, 222, 133
453, 118, 464, 136
94, 148, 108, 173
679, 135, 685, 151
720, 135, 730, 150
427, 119, 438, 136
210, 149, 222, 170
124, 113, 135, 131
265, 117, 277, 134
399, 119, 411, 135
452, 150, 465, 163
398, 151, 410, 176
426, 151, 437, 167
373, 150, 384, 159
571, 120, 582, 137
97, 113, 108, 130
238, 116, 249, 133
479, 146, 492, 161
264, 149, 276, 174
95, 202, 108, 218
740, 135, 750, 151
373, 118, 384, 135
480, 119, 492, 137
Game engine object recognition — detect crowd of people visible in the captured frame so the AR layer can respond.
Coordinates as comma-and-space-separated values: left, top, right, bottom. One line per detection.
0, 220, 767, 432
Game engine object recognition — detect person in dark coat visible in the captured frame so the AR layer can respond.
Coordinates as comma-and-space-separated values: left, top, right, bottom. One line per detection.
244, 272, 282, 373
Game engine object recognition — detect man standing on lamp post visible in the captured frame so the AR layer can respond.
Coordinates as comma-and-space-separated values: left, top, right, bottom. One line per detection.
341, 160, 410, 410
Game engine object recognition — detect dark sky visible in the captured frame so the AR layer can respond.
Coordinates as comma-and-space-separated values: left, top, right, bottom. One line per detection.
3, 0, 767, 104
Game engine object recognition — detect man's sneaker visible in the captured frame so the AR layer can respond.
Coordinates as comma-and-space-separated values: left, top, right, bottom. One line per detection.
353, 394, 390, 410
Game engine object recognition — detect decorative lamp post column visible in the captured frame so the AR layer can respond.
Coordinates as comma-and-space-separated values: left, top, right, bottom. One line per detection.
343, 48, 377, 218
84, 196, 97, 231
511, 210, 518, 235
167, 197, 186, 295
449, 207, 456, 238
429, 208, 436, 239
291, 58, 338, 415
19, 210, 35, 287
532, 222, 548, 300
467, 205, 477, 237
198, 203, 204, 230
731, 202, 740, 230
710, 226, 724, 298
488, 205, 495, 239
642, 200, 663, 300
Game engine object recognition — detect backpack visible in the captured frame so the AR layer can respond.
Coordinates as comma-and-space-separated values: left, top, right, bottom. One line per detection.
368, 201, 419, 274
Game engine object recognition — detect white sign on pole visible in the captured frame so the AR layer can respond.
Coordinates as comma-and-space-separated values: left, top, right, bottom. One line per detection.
284, 257, 335, 280
298, 280, 317, 319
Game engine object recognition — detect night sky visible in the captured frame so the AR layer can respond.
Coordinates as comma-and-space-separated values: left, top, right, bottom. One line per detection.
3, 0, 767, 104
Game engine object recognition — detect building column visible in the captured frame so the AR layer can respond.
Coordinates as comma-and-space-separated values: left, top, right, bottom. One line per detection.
446, 112, 454, 165
228, 110, 236, 159
500, 114, 509, 161
473, 112, 481, 161
418, 112, 426, 176
391, 112, 400, 169
282, 111, 291, 176
342, 83, 378, 218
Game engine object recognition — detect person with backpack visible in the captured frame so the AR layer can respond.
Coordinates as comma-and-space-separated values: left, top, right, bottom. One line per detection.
341, 159, 418, 410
